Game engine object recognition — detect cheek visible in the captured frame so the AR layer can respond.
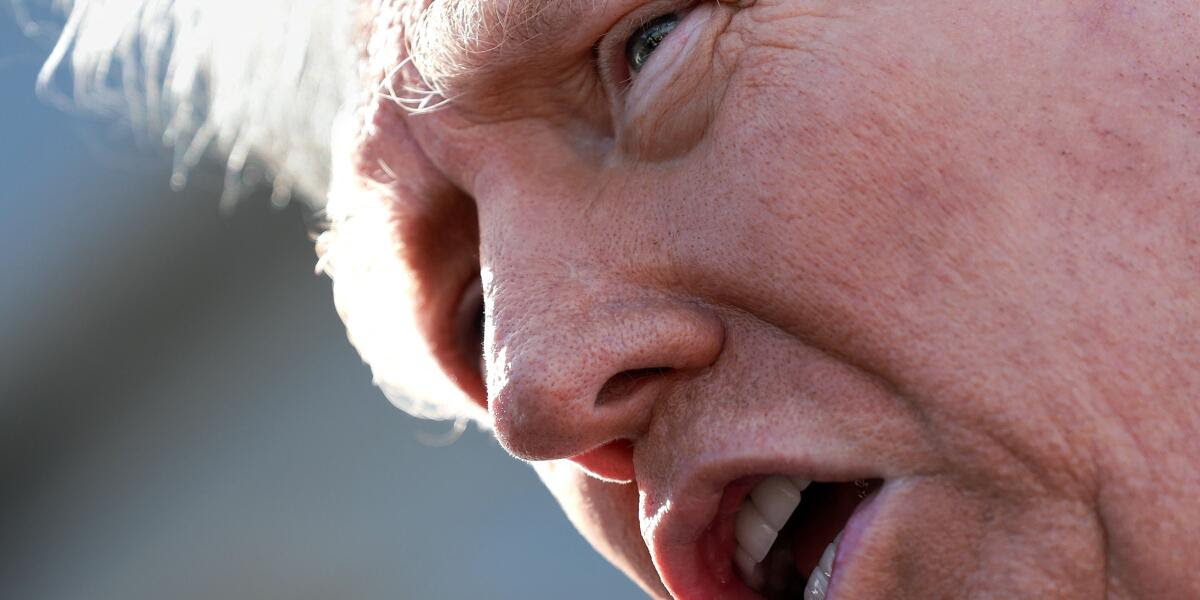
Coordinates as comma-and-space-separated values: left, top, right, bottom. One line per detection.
649, 34, 1035, 431
687, 24, 1013, 338
662, 17, 1101, 495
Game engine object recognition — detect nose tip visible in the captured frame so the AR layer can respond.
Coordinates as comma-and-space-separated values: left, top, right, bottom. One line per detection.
488, 299, 724, 477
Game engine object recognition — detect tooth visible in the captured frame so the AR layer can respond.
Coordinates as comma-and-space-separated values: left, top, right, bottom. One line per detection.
790, 476, 812, 491
733, 545, 764, 590
805, 566, 830, 599
818, 539, 836, 577
750, 476, 803, 530
734, 502, 778, 562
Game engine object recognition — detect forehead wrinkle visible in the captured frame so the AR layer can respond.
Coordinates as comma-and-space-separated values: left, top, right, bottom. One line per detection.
409, 0, 604, 100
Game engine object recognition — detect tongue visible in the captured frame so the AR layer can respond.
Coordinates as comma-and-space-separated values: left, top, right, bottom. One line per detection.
789, 481, 877, 574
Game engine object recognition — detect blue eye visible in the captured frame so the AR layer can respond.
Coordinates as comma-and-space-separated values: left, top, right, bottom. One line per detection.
625, 13, 680, 73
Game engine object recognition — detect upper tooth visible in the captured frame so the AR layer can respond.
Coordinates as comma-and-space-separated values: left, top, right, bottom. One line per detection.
790, 476, 812, 491
734, 501, 778, 562
733, 546, 764, 590
750, 475, 803, 530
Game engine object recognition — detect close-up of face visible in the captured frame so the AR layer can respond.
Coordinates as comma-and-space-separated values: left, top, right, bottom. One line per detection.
25, 0, 1198, 597
313, 0, 1200, 598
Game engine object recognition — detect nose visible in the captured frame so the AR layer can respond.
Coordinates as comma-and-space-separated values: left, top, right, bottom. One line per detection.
487, 288, 725, 481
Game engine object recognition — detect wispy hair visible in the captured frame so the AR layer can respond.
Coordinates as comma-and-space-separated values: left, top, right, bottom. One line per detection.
31, 0, 485, 425
395, 0, 565, 113
33, 0, 358, 208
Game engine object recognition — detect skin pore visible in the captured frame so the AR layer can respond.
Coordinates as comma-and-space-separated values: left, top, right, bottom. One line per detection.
322, 0, 1200, 597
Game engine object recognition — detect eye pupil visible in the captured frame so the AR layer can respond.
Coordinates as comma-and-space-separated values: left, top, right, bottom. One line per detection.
626, 14, 680, 73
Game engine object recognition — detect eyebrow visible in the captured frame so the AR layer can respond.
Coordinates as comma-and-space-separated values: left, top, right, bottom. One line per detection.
408, 0, 608, 98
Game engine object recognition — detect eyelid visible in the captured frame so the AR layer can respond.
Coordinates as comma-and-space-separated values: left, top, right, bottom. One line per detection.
595, 0, 700, 92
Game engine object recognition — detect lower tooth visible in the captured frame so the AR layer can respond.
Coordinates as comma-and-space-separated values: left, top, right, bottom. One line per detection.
818, 539, 836, 577
805, 568, 830, 599
807, 536, 839, 598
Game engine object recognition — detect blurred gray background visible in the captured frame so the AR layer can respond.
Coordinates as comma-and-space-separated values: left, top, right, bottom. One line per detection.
0, 10, 640, 600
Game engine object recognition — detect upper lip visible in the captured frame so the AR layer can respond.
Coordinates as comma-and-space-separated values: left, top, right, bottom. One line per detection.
638, 456, 885, 599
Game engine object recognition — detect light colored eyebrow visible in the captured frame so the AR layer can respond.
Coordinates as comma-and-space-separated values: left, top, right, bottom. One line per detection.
406, 0, 606, 103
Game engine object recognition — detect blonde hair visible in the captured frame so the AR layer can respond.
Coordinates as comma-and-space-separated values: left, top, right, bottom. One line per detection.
36, 0, 358, 209
37, 0, 483, 425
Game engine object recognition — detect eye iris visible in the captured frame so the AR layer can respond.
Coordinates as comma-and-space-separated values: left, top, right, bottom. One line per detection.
626, 14, 680, 73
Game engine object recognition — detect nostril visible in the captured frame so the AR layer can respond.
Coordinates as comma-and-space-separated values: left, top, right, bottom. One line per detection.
596, 367, 673, 407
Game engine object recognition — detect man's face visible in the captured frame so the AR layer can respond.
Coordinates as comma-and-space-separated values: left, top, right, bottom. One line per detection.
326, 0, 1195, 597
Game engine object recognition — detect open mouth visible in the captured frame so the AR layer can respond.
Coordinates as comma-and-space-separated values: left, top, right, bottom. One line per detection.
701, 475, 884, 599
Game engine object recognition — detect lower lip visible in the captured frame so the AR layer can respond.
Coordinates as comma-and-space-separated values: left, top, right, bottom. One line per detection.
829, 486, 886, 599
